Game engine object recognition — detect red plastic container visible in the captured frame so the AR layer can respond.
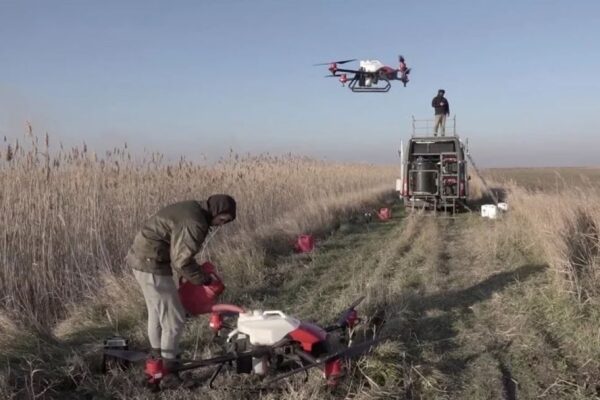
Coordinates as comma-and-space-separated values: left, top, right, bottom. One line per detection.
178, 262, 225, 316
294, 234, 315, 253
377, 208, 392, 221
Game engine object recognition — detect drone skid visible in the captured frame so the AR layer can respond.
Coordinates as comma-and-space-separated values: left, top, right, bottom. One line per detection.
348, 79, 391, 93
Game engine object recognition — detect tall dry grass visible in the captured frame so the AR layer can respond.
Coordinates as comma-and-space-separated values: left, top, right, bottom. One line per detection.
481, 171, 600, 390
506, 183, 600, 306
0, 129, 396, 330
487, 168, 600, 306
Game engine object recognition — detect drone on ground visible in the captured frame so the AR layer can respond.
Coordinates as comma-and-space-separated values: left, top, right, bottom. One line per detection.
103, 296, 384, 392
315, 55, 411, 92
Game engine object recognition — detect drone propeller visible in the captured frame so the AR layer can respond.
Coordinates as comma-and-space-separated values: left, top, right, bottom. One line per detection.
313, 59, 357, 66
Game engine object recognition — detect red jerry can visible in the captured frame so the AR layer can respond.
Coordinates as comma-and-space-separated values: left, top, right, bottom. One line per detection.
377, 208, 392, 221
295, 234, 315, 253
178, 262, 225, 316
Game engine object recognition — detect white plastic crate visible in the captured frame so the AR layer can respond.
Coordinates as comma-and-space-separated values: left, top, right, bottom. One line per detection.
481, 204, 499, 219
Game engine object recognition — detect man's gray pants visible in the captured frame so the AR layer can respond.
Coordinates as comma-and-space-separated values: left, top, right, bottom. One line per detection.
434, 114, 447, 136
133, 269, 186, 360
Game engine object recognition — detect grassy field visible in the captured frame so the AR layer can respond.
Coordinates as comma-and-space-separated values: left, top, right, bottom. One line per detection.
1, 132, 599, 399
486, 167, 600, 191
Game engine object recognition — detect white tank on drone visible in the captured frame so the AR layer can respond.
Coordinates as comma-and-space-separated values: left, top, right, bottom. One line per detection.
234, 310, 300, 346
359, 59, 384, 72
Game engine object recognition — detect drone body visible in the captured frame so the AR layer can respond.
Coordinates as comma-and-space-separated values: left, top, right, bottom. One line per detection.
316, 55, 411, 92
103, 297, 381, 391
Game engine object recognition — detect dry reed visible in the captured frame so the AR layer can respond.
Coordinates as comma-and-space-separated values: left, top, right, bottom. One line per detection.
0, 129, 397, 329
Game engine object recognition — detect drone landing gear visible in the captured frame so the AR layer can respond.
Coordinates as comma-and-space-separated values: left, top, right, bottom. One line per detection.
349, 79, 391, 93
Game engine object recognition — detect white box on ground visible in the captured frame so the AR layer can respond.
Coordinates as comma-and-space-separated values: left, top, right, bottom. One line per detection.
497, 202, 509, 211
481, 204, 499, 219
395, 178, 402, 192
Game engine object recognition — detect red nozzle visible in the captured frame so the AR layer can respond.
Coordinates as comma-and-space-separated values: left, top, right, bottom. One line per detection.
209, 312, 223, 332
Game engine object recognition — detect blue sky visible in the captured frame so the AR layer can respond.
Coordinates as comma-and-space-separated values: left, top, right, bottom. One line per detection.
1, 0, 599, 166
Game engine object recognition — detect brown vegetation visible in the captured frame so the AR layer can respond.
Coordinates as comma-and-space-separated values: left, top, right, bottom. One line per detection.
2, 128, 599, 399
0, 130, 395, 330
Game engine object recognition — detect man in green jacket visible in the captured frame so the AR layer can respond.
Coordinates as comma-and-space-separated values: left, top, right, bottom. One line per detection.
126, 194, 236, 381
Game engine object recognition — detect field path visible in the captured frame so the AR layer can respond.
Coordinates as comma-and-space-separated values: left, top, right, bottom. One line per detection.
15, 202, 581, 400
251, 207, 550, 399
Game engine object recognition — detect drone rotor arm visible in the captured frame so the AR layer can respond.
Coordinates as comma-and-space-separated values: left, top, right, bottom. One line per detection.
334, 68, 360, 74
262, 336, 386, 386
103, 349, 149, 363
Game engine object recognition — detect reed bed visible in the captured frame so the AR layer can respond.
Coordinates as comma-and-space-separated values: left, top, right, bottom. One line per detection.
481, 170, 600, 391
487, 168, 600, 305
0, 131, 396, 329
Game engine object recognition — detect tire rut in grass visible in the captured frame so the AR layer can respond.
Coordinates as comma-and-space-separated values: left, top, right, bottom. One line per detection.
248, 210, 544, 399
384, 215, 541, 400
257, 208, 413, 322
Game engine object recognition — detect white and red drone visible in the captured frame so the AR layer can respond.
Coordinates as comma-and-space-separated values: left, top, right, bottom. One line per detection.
315, 55, 411, 93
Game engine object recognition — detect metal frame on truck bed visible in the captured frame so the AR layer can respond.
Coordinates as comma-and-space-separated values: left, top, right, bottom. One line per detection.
397, 116, 469, 214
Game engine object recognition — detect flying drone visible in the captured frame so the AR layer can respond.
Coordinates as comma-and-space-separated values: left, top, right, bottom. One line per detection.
315, 55, 411, 93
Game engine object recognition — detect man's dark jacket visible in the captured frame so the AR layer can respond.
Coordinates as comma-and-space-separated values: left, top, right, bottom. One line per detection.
432, 95, 450, 115
126, 195, 236, 284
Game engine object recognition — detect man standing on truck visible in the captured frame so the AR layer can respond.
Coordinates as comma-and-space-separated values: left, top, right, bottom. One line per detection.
432, 89, 450, 136
125, 194, 236, 388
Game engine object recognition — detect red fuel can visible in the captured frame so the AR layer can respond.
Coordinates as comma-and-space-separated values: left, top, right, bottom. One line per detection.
377, 208, 392, 221
178, 262, 225, 316
295, 234, 315, 253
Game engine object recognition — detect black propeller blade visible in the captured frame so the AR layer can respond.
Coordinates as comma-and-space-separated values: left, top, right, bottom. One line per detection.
313, 59, 357, 66
104, 349, 149, 363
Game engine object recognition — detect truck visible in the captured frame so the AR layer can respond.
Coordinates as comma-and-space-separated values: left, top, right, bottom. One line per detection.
396, 116, 470, 214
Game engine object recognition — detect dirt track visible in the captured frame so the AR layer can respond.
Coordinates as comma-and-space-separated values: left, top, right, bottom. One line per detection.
252, 208, 557, 399
28, 204, 590, 400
